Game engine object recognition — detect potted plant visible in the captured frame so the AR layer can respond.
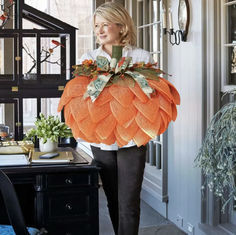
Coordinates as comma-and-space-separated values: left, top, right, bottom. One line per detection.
195, 89, 236, 211
25, 113, 72, 152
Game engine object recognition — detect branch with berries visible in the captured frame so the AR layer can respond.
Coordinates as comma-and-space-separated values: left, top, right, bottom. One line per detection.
23, 40, 65, 74
0, 0, 14, 29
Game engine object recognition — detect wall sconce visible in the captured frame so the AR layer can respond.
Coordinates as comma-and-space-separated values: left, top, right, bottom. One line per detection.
162, 0, 190, 46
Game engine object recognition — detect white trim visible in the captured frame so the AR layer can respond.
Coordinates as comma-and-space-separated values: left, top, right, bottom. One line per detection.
224, 43, 236, 47
224, 1, 236, 6
76, 146, 93, 163
137, 21, 161, 29
150, 50, 161, 55
221, 84, 236, 93
141, 188, 167, 218
76, 141, 93, 157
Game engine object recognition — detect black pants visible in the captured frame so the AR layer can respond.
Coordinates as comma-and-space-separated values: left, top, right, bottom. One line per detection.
91, 145, 147, 235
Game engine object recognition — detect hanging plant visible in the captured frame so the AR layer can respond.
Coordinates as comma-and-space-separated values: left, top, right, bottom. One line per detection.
195, 89, 236, 211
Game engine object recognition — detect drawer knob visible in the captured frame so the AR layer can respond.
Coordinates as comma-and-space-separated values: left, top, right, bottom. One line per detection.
65, 203, 73, 210
65, 178, 72, 184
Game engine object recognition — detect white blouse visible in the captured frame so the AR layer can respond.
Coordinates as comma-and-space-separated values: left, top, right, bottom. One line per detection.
78, 45, 154, 150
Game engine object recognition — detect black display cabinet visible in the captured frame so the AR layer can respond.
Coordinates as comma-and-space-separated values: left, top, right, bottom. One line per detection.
0, 0, 77, 141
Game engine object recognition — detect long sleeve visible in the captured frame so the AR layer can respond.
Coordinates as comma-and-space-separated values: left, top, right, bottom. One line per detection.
77, 51, 96, 64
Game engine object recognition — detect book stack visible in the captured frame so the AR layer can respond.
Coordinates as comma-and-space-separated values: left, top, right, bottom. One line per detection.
31, 151, 74, 163
0, 141, 34, 166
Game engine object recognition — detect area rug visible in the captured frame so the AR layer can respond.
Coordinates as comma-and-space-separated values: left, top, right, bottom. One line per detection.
139, 224, 187, 235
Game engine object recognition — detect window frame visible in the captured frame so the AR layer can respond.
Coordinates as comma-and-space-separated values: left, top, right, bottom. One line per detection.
200, 0, 236, 233
133, 0, 168, 217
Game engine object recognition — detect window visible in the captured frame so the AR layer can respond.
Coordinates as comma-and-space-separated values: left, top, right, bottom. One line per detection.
221, 0, 236, 91
201, 1, 236, 233
135, 0, 168, 216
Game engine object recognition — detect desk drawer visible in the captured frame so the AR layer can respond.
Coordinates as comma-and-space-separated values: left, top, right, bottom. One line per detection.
48, 192, 89, 218
47, 221, 98, 235
45, 173, 92, 188
37, 188, 98, 221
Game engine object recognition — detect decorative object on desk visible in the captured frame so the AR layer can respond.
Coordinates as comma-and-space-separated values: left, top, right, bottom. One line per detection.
58, 45, 180, 147
39, 138, 58, 152
0, 124, 9, 141
162, 0, 190, 45
0, 140, 34, 154
23, 39, 64, 78
31, 151, 73, 163
195, 89, 236, 212
0, 0, 14, 29
25, 113, 72, 152
232, 46, 236, 74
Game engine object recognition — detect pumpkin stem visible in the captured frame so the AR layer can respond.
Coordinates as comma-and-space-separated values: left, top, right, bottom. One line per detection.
112, 45, 123, 61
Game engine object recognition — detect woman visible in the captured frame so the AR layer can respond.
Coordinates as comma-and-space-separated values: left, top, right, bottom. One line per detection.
79, 2, 154, 235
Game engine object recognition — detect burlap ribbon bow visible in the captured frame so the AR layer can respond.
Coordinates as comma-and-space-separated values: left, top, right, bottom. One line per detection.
83, 56, 155, 102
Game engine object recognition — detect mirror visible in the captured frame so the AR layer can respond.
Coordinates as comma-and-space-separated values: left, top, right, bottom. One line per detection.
178, 0, 190, 41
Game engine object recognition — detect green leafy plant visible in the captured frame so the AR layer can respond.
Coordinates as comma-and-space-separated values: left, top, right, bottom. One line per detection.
25, 113, 72, 143
195, 89, 236, 211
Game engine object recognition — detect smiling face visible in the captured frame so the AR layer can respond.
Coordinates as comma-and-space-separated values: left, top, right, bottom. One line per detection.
94, 16, 122, 47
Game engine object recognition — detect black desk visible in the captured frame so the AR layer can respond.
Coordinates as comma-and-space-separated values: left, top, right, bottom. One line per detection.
0, 148, 99, 235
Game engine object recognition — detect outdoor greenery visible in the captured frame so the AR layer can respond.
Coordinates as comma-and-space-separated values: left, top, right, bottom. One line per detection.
25, 113, 72, 143
195, 89, 236, 211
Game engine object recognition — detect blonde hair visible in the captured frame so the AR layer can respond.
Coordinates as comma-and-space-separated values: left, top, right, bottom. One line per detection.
93, 2, 136, 46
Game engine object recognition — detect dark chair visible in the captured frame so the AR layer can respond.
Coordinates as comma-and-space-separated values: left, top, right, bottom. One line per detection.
0, 169, 47, 235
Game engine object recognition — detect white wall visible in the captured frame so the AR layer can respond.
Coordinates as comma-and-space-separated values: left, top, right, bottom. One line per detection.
167, 0, 204, 234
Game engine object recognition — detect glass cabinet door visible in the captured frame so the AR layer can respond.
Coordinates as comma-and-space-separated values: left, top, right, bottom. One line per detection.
0, 99, 19, 141
0, 36, 18, 84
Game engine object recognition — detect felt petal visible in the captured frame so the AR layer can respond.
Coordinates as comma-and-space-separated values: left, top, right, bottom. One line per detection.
160, 77, 180, 105
95, 113, 117, 139
109, 85, 134, 107
64, 105, 74, 128
133, 129, 150, 147
158, 110, 168, 135
159, 94, 172, 119
102, 132, 116, 145
88, 99, 110, 123
66, 76, 90, 97
129, 82, 149, 103
58, 76, 90, 112
94, 87, 113, 106
171, 103, 177, 121
133, 96, 159, 123
70, 96, 89, 123
114, 128, 129, 147
148, 79, 173, 102
116, 120, 139, 142
110, 99, 137, 126
78, 115, 97, 138
135, 112, 161, 139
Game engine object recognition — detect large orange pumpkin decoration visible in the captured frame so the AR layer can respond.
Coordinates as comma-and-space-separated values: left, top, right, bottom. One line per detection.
58, 46, 180, 147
